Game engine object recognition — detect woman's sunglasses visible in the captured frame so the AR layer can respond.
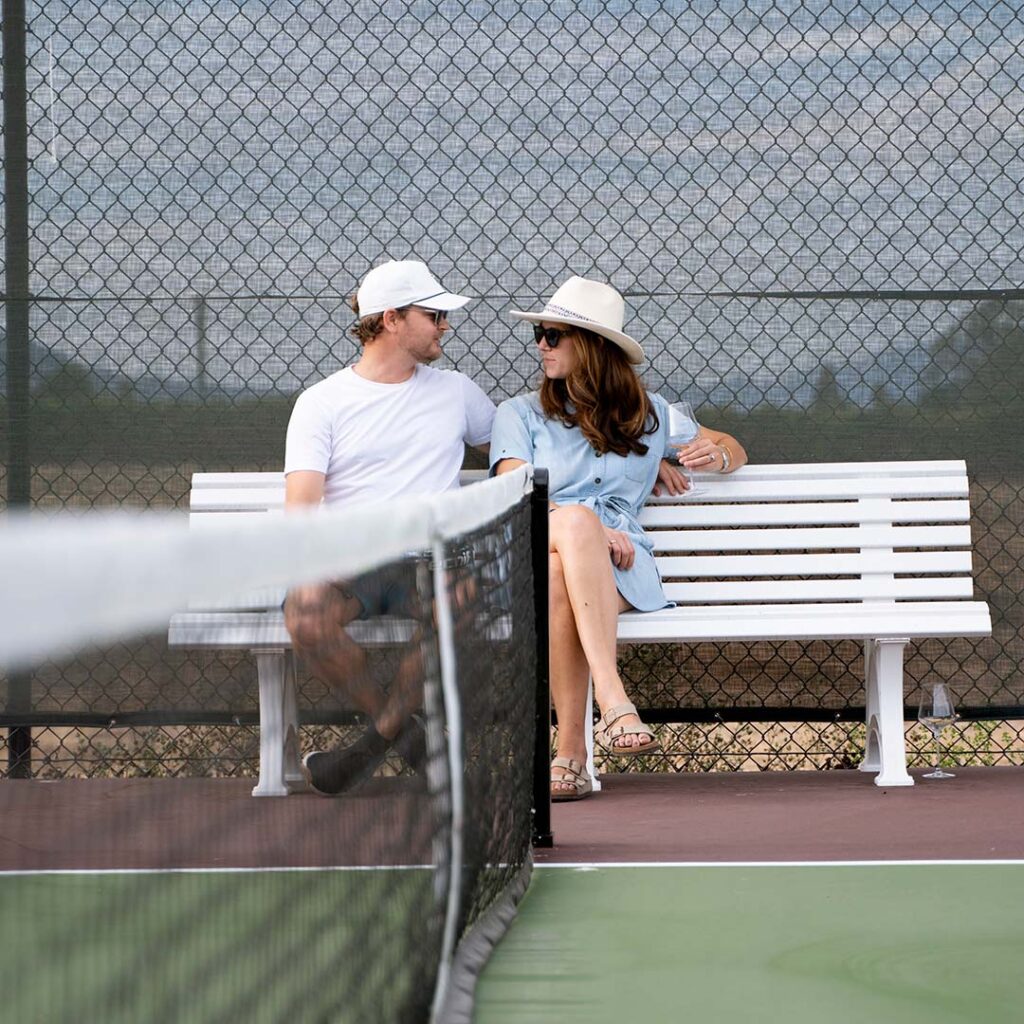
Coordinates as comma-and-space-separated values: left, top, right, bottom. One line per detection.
533, 325, 571, 348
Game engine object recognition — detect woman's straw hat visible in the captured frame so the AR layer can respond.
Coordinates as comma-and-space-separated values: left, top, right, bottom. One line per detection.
510, 276, 644, 364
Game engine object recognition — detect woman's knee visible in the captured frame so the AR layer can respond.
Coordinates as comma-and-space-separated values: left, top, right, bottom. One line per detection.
549, 504, 603, 547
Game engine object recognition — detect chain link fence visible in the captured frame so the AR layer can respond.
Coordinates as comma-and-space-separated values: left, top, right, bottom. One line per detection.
4, 0, 1024, 776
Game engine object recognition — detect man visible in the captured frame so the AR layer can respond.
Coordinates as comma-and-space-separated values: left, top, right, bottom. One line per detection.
284, 259, 496, 795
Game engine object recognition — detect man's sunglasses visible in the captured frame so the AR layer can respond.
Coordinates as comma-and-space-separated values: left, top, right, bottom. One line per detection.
533, 325, 571, 347
407, 306, 449, 326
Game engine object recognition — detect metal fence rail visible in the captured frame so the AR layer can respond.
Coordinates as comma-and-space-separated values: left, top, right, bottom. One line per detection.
3, 0, 1023, 774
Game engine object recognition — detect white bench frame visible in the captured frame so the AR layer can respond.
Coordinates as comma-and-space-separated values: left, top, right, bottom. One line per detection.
170, 460, 991, 794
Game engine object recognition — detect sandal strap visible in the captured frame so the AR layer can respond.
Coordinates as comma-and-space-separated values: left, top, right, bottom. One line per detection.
599, 701, 638, 729
605, 721, 655, 742
550, 756, 585, 778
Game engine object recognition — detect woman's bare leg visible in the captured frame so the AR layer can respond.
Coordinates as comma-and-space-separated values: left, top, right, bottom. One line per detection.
548, 552, 591, 793
548, 505, 649, 765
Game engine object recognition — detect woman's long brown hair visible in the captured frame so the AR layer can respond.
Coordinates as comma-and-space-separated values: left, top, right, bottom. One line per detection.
539, 328, 658, 456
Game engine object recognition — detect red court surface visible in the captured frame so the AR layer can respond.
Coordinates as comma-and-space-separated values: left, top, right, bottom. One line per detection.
536, 767, 1024, 863
1, 767, 1020, 873
0, 776, 431, 870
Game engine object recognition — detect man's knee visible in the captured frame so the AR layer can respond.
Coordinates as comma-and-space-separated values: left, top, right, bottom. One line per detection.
284, 584, 355, 653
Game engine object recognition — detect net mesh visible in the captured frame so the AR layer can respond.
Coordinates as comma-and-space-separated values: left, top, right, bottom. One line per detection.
0, 483, 540, 1022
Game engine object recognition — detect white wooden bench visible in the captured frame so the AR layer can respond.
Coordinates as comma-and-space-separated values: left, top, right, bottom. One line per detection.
171, 459, 991, 794
594, 458, 991, 788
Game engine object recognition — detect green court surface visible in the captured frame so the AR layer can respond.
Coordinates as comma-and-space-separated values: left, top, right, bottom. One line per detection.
476, 863, 1024, 1024
1, 868, 432, 1023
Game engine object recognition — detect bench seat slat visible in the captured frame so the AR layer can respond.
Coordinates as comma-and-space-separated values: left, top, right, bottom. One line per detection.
649, 523, 972, 553
616, 600, 992, 643
169, 611, 512, 648
662, 577, 975, 603
640, 499, 971, 528
170, 599, 992, 650
168, 613, 409, 649
655, 551, 972, 577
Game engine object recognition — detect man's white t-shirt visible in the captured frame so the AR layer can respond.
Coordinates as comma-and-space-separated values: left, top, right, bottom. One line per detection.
284, 364, 496, 506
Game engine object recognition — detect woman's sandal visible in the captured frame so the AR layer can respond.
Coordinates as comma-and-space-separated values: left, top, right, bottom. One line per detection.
595, 701, 660, 756
550, 756, 593, 802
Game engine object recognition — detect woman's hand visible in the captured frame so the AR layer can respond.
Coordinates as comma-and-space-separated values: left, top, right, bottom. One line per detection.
675, 437, 727, 472
652, 458, 689, 496
603, 526, 635, 570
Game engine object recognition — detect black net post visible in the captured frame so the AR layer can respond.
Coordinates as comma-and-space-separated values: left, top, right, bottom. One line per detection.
530, 468, 552, 848
3, 0, 32, 777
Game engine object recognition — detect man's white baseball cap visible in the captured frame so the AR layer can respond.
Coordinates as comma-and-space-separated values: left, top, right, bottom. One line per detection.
356, 260, 471, 318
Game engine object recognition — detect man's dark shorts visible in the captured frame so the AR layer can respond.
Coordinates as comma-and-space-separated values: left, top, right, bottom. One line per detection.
336, 561, 420, 620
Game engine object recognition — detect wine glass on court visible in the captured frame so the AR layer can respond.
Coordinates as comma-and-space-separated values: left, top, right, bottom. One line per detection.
917, 682, 958, 779
666, 400, 703, 495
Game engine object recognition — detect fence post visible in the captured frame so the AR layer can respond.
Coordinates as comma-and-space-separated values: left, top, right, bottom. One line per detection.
4, 0, 33, 777
530, 468, 552, 847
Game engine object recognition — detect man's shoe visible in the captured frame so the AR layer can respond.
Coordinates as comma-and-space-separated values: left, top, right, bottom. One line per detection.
301, 726, 390, 796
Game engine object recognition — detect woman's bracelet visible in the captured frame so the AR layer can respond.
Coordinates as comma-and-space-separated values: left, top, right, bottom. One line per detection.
718, 445, 732, 472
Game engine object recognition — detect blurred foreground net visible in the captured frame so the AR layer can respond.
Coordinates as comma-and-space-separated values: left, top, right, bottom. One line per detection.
0, 468, 544, 1024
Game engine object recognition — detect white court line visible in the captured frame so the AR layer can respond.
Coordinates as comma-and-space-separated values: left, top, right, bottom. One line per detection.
536, 860, 1024, 868
0, 864, 434, 877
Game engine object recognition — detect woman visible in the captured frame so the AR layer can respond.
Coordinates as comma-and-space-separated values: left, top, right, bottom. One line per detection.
491, 276, 747, 801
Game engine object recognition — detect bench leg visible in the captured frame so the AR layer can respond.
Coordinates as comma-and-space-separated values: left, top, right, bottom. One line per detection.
252, 649, 292, 797
282, 651, 306, 791
860, 637, 913, 787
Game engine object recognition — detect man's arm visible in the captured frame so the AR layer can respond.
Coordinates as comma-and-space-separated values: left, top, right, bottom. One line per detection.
285, 470, 326, 510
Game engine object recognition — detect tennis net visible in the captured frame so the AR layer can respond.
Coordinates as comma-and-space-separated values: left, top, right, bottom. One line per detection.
0, 465, 548, 1024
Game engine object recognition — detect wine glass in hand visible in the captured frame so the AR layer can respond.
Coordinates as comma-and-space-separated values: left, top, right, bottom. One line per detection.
917, 682, 958, 779
666, 401, 702, 495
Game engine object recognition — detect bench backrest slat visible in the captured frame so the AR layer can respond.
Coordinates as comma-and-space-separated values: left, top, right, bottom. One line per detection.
648, 523, 972, 552
659, 476, 967, 502
650, 460, 966, 483
188, 469, 488, 513
658, 551, 972, 578
640, 499, 971, 528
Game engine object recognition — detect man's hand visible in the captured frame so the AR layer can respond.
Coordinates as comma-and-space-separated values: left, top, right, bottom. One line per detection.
653, 458, 689, 496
